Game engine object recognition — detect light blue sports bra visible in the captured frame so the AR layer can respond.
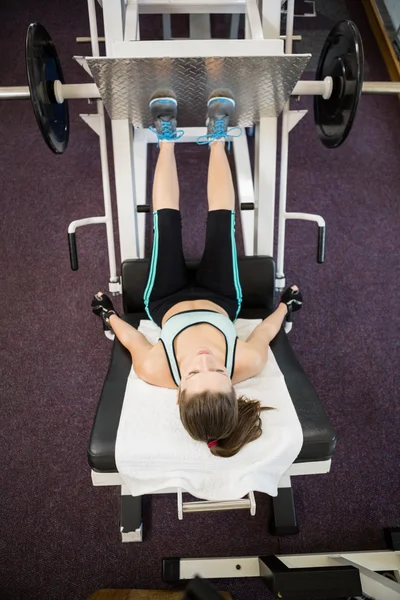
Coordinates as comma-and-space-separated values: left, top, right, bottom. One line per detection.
159, 310, 238, 386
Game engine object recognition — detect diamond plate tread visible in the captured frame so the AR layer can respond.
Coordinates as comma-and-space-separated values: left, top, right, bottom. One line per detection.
87, 55, 310, 126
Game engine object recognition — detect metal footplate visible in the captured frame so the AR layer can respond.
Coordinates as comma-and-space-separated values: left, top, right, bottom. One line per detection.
85, 44, 310, 126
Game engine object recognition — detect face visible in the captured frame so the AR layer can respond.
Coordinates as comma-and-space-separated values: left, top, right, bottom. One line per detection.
179, 349, 233, 395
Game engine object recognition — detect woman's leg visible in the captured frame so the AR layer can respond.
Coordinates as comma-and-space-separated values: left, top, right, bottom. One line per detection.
152, 141, 180, 210
195, 140, 242, 318
143, 140, 189, 322
207, 140, 235, 211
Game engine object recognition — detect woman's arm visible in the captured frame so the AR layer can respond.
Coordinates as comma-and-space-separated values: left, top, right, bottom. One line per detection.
91, 292, 153, 369
108, 314, 153, 358
109, 314, 176, 386
245, 286, 302, 364
246, 303, 288, 363
248, 303, 288, 343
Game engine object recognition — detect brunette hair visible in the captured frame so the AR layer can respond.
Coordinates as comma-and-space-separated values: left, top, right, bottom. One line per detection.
178, 386, 271, 458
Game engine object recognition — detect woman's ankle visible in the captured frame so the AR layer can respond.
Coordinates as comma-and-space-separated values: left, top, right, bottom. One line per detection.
159, 140, 176, 150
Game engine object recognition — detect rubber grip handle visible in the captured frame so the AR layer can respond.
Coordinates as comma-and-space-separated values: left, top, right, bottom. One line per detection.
68, 232, 79, 271
317, 225, 326, 264
137, 204, 151, 213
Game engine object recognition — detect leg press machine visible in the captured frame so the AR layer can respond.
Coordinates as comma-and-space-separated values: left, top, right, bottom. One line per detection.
78, 0, 336, 542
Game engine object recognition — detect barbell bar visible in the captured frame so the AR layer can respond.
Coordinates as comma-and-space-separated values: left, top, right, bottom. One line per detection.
0, 83, 99, 101
1, 19, 399, 154
74, 34, 305, 42
293, 78, 400, 97
1, 77, 399, 104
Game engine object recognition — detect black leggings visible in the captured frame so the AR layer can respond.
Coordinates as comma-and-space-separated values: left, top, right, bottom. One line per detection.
143, 209, 243, 327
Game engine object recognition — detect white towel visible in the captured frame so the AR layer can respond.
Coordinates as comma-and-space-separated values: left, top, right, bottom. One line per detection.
115, 319, 303, 501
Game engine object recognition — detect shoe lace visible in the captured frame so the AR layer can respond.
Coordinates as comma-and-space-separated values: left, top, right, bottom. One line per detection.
160, 120, 174, 138
197, 118, 242, 150
214, 118, 226, 138
149, 121, 184, 145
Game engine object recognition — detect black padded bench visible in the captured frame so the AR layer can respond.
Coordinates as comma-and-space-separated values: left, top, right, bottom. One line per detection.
89, 257, 336, 540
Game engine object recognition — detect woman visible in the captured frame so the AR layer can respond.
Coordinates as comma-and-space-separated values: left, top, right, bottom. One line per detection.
91, 91, 303, 457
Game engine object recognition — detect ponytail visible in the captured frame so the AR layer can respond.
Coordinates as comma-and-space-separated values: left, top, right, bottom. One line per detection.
178, 388, 272, 458
210, 397, 269, 458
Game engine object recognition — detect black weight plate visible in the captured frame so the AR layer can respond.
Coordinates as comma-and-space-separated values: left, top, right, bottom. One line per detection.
26, 23, 69, 154
314, 20, 364, 149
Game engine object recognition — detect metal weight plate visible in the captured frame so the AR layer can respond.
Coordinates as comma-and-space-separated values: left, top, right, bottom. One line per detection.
314, 20, 364, 149
26, 23, 69, 154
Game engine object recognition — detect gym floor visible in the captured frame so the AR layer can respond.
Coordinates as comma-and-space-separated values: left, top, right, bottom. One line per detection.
0, 1, 399, 599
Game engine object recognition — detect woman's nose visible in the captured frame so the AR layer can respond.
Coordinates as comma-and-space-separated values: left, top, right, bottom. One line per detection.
198, 355, 212, 369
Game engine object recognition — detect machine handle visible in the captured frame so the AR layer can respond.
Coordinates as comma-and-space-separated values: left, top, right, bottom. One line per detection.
68, 232, 79, 271
317, 225, 326, 264
137, 204, 150, 213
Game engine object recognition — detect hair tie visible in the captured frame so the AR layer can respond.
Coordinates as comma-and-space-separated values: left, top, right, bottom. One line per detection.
207, 440, 218, 448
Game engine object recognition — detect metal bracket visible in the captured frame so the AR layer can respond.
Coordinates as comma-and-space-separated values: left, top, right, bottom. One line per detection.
109, 278, 122, 295
80, 113, 101, 136
275, 274, 286, 292
282, 0, 316, 17
288, 109, 308, 132
74, 55, 92, 77
298, 0, 316, 17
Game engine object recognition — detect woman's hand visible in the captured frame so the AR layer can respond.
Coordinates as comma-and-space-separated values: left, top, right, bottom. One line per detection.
91, 291, 118, 328
246, 287, 302, 358
280, 285, 303, 313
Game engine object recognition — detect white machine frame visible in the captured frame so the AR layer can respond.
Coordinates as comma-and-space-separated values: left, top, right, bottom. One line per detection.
78, 0, 332, 541
168, 549, 400, 599
92, 461, 331, 542
73, 0, 326, 296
